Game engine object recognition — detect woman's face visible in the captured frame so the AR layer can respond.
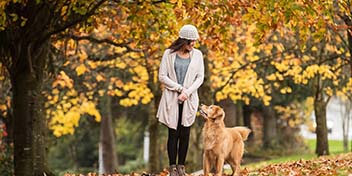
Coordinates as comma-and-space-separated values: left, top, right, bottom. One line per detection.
184, 40, 196, 52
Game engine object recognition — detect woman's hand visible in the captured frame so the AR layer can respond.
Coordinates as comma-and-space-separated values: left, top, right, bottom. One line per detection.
177, 90, 188, 102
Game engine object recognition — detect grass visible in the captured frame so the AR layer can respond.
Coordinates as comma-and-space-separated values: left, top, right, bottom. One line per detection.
241, 139, 351, 171
306, 139, 350, 154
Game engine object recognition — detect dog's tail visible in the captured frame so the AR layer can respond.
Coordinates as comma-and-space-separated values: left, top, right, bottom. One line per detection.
234, 127, 251, 141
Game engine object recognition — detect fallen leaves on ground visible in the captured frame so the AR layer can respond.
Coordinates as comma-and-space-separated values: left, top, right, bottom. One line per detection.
242, 152, 352, 176
64, 153, 352, 176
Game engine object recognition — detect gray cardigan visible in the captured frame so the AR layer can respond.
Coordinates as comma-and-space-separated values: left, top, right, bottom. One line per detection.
156, 48, 204, 129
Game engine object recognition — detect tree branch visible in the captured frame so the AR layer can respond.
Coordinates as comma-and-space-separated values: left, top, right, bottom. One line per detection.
43, 0, 107, 40
66, 34, 143, 53
88, 52, 126, 62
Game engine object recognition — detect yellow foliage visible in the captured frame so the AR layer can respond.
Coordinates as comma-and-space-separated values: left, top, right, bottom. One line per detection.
338, 78, 352, 99
311, 46, 318, 52
115, 89, 123, 96
266, 74, 276, 81
79, 51, 88, 61
274, 102, 306, 128
115, 79, 124, 88
52, 71, 73, 88
0, 104, 6, 116
52, 89, 60, 95
70, 97, 79, 105
216, 92, 226, 102
82, 101, 101, 122
75, 64, 87, 76
114, 47, 127, 53
87, 61, 97, 69
48, 89, 102, 137
119, 84, 153, 107
52, 95, 59, 104
177, 0, 182, 8
263, 96, 272, 106
324, 87, 333, 96
280, 88, 286, 94
273, 62, 289, 72
286, 87, 292, 93
66, 89, 77, 97
96, 74, 105, 82
114, 61, 126, 69
98, 90, 105, 96
280, 87, 292, 94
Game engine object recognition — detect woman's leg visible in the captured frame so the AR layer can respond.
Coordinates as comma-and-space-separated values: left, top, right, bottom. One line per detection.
167, 127, 178, 165
177, 104, 191, 165
177, 125, 190, 165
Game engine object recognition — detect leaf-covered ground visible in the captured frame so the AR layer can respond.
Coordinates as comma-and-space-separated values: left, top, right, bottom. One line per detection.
241, 152, 352, 176
64, 153, 352, 176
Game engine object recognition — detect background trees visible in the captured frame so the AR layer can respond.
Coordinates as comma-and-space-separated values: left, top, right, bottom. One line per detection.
0, 0, 107, 175
0, 0, 351, 175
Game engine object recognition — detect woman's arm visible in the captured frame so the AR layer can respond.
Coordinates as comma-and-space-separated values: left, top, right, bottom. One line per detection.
159, 49, 183, 92
184, 54, 204, 96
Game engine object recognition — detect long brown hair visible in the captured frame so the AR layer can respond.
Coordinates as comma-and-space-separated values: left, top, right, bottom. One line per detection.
168, 38, 191, 53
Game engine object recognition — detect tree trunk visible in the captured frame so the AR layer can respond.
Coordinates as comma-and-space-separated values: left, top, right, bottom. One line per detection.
145, 49, 162, 173
243, 105, 253, 141
218, 98, 237, 127
340, 99, 350, 152
235, 103, 244, 126
342, 13, 352, 152
199, 45, 213, 105
262, 105, 277, 149
99, 95, 117, 174
148, 99, 160, 173
11, 42, 51, 176
314, 93, 329, 156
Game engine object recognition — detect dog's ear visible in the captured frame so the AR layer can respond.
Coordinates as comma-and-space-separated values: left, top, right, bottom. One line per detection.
213, 107, 225, 123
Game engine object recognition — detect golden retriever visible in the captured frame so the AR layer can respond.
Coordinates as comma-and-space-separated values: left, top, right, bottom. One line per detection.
199, 104, 251, 176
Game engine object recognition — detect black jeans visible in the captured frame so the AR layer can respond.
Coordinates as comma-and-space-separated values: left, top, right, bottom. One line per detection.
167, 104, 191, 166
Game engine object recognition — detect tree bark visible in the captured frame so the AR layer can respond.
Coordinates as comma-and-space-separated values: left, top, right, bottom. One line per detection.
340, 99, 350, 152
235, 103, 244, 126
262, 105, 277, 149
144, 49, 162, 173
199, 45, 213, 106
148, 99, 160, 172
314, 95, 329, 156
0, 1, 106, 174
243, 105, 253, 141
99, 95, 118, 174
11, 42, 51, 176
342, 12, 352, 152
218, 98, 237, 127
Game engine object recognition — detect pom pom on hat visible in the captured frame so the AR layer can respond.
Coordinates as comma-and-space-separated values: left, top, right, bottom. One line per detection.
179, 24, 199, 40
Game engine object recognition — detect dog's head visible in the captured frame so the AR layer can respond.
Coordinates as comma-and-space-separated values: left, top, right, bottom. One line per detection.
199, 104, 225, 123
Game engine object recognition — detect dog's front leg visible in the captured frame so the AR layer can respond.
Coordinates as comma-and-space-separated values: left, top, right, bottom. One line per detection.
215, 156, 225, 176
203, 153, 211, 176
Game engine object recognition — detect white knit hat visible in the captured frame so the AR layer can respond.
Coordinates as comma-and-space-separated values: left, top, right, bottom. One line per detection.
179, 24, 199, 40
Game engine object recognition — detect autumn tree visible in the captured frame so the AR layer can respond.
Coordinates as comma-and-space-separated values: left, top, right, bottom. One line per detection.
0, 0, 107, 174
238, 0, 352, 156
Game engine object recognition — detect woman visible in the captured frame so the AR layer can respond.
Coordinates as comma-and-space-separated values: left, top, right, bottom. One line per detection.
156, 24, 204, 176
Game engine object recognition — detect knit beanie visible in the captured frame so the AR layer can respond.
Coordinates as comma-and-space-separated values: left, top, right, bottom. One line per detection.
179, 24, 199, 40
